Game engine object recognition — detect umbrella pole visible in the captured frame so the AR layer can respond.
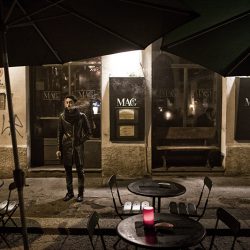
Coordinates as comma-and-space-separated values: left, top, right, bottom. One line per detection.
1, 32, 29, 250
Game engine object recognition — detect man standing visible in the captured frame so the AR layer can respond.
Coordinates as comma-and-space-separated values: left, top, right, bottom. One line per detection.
56, 95, 91, 202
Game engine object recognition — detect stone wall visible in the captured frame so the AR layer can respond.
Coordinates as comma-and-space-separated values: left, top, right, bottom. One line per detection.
225, 145, 250, 175
102, 144, 147, 177
0, 146, 28, 178
224, 77, 250, 175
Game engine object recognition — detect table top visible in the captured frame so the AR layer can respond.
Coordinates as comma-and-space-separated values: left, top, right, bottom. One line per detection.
128, 179, 186, 198
117, 213, 206, 249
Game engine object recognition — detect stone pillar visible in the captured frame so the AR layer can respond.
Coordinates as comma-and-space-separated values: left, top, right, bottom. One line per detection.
101, 51, 150, 178
224, 77, 250, 175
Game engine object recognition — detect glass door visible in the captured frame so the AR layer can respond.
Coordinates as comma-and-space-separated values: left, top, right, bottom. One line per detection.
30, 58, 101, 167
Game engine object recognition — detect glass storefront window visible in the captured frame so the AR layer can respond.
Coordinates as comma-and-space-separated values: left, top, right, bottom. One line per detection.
31, 58, 101, 138
152, 40, 220, 130
152, 39, 222, 167
187, 68, 217, 127
70, 61, 101, 138
33, 65, 68, 118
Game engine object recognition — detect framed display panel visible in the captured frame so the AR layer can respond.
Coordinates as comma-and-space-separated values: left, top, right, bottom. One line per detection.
110, 77, 145, 141
235, 78, 250, 141
117, 125, 138, 139
116, 107, 139, 124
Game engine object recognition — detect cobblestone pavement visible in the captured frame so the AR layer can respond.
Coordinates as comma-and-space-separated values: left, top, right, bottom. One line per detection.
0, 175, 250, 249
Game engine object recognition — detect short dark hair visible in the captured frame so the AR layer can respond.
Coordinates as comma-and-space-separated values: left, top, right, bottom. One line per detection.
64, 95, 77, 103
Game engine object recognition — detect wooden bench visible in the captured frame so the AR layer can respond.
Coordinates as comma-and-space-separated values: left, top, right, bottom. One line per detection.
155, 127, 220, 168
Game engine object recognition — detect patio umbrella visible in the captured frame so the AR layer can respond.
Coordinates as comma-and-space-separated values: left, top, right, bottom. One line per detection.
0, 0, 196, 248
0, 0, 197, 67
161, 0, 250, 77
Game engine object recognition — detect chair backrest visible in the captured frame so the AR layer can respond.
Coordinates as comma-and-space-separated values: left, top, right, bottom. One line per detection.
87, 211, 106, 250
209, 208, 240, 250
196, 176, 213, 219
108, 175, 123, 219
9, 182, 16, 191
0, 182, 19, 228
6, 182, 17, 208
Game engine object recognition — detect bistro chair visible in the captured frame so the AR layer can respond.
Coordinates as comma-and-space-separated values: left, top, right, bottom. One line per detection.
0, 182, 19, 248
0, 182, 19, 227
108, 175, 150, 220
87, 211, 107, 250
209, 208, 240, 250
169, 176, 213, 221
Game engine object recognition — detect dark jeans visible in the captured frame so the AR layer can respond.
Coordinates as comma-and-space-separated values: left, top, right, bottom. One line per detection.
64, 164, 84, 196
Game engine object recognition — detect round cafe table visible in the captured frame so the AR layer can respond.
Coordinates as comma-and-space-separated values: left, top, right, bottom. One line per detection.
128, 179, 186, 212
117, 213, 206, 249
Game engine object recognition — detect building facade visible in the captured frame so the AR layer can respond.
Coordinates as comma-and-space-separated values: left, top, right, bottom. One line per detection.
0, 45, 249, 178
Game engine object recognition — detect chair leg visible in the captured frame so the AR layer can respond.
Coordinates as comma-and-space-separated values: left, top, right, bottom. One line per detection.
4, 209, 18, 227
113, 236, 121, 249
0, 233, 11, 248
4, 217, 18, 227
199, 241, 206, 249
100, 234, 107, 250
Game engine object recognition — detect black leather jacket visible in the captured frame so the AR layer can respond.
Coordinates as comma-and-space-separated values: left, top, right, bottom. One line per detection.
57, 111, 91, 166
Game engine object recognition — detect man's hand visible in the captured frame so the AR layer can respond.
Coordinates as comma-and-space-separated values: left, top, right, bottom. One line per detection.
56, 151, 61, 159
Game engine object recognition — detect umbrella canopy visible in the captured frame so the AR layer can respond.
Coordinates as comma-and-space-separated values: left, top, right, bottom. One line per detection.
161, 0, 250, 77
0, 1, 196, 249
0, 0, 196, 67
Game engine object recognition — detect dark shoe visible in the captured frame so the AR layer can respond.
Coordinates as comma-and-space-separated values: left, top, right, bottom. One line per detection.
63, 193, 74, 201
76, 194, 84, 202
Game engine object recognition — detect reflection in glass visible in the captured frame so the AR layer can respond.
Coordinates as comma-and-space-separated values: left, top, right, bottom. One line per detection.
32, 58, 101, 139
151, 39, 221, 167
152, 40, 218, 129
30, 58, 102, 166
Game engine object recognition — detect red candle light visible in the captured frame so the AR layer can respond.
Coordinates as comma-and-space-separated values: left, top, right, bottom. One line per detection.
143, 206, 154, 227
